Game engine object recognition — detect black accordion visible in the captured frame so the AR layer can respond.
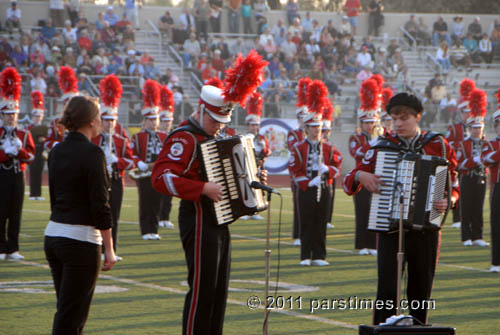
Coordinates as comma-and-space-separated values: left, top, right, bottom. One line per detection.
368, 150, 449, 232
199, 135, 268, 225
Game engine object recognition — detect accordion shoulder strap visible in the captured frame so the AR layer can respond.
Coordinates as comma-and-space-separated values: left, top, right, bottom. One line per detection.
419, 131, 442, 148
371, 138, 401, 151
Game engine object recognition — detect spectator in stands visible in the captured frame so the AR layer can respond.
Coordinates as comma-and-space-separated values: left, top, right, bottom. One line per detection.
104, 6, 119, 29
122, 25, 136, 46
436, 41, 451, 73
195, 0, 211, 40
478, 33, 493, 64
228, 0, 241, 34
467, 17, 483, 42
362, 35, 376, 55
324, 19, 340, 39
96, 12, 107, 31
241, 0, 253, 34
451, 16, 465, 45
209, 0, 223, 33
302, 11, 313, 37
64, 47, 76, 68
274, 27, 287, 47
263, 38, 276, 56
65, 0, 80, 26
271, 19, 285, 42
488, 18, 500, 36
343, 46, 360, 76
259, 28, 273, 47
311, 19, 323, 43
324, 63, 342, 95
440, 93, 457, 123
391, 48, 408, 76
158, 11, 174, 40
309, 61, 323, 80
140, 51, 153, 64
32, 37, 51, 62
77, 73, 91, 92
63, 20, 77, 44
10, 44, 27, 68
50, 45, 62, 64
161, 68, 179, 88
450, 40, 471, 69
367, 0, 384, 37
201, 60, 217, 81
386, 38, 398, 59
144, 58, 160, 79
288, 18, 303, 37
75, 10, 89, 34
116, 13, 132, 34
49, 0, 65, 27
183, 33, 201, 68
403, 15, 418, 46
356, 45, 373, 69
128, 58, 144, 76
78, 30, 93, 53
356, 65, 372, 82
31, 69, 47, 94
417, 17, 432, 45
285, 0, 300, 25
343, 0, 361, 36
281, 33, 297, 59
100, 21, 117, 49
179, 7, 195, 35
463, 32, 480, 62
122, 0, 142, 29
6, 1, 22, 35
211, 39, 230, 59
490, 24, 500, 56
31, 49, 45, 67
430, 80, 446, 120
211, 49, 224, 72
78, 55, 93, 75
432, 16, 451, 47
41, 18, 57, 43
340, 16, 350, 37
373, 46, 390, 76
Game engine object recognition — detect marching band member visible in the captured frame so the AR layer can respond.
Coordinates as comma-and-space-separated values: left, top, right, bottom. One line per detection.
446, 78, 475, 228
288, 77, 310, 246
290, 80, 341, 266
343, 92, 459, 325
321, 100, 343, 229
348, 79, 379, 256
380, 87, 394, 133
240, 91, 270, 221
157, 85, 175, 229
482, 88, 500, 272
115, 120, 129, 140
27, 91, 48, 200
0, 67, 35, 260
131, 80, 166, 240
456, 88, 489, 247
92, 75, 134, 260
151, 50, 268, 335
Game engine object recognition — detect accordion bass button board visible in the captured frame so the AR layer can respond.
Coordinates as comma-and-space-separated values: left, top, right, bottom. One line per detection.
199, 135, 268, 225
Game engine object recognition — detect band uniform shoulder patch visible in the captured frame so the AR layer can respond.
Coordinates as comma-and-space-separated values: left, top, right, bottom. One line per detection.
167, 142, 184, 160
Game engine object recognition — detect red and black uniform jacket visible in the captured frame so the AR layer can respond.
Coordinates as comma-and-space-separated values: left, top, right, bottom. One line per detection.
348, 131, 372, 164
131, 129, 167, 164
44, 118, 65, 150
289, 138, 342, 191
287, 128, 304, 178
91, 133, 135, 177
343, 131, 459, 204
445, 122, 467, 151
482, 137, 500, 184
456, 137, 488, 177
115, 122, 129, 140
0, 127, 35, 172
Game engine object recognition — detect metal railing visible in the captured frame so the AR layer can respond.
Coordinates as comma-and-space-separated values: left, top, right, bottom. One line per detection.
190, 71, 203, 93
424, 52, 441, 74
146, 19, 162, 54
399, 26, 416, 50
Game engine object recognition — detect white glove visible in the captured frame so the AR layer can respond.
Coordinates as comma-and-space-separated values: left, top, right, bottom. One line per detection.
52, 141, 59, 148
4, 145, 18, 156
319, 164, 329, 175
11, 137, 22, 149
308, 175, 321, 187
106, 164, 113, 175
106, 153, 119, 164
473, 156, 482, 165
138, 161, 148, 171
369, 137, 379, 147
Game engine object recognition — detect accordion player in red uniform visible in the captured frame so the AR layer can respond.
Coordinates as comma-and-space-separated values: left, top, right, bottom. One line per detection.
343, 92, 459, 325
151, 51, 268, 335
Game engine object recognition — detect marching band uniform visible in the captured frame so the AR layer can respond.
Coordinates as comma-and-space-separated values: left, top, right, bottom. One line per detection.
290, 81, 341, 266
152, 51, 267, 334
27, 91, 48, 200
131, 80, 166, 240
482, 94, 500, 272
115, 122, 129, 139
380, 87, 394, 134
0, 68, 35, 260
92, 75, 134, 256
456, 88, 489, 247
343, 92, 459, 325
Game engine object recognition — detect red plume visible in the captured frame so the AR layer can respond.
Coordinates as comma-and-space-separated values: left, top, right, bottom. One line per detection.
360, 79, 380, 111
159, 85, 174, 112
306, 80, 329, 114
296, 77, 312, 107
468, 88, 487, 118
99, 74, 122, 108
142, 80, 160, 108
247, 91, 263, 117
382, 87, 394, 110
459, 78, 475, 100
205, 77, 224, 89
31, 91, 44, 109
0, 67, 21, 101
370, 74, 385, 92
57, 66, 78, 94
223, 50, 268, 108
323, 100, 334, 122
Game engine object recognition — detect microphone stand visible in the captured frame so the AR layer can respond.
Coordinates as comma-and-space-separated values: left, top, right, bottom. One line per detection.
395, 182, 404, 316
263, 190, 272, 335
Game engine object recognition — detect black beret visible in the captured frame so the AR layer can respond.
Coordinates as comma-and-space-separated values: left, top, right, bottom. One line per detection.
386, 92, 423, 114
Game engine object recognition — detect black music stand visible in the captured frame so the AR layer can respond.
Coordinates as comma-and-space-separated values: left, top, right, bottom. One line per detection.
395, 182, 405, 316
263, 190, 272, 335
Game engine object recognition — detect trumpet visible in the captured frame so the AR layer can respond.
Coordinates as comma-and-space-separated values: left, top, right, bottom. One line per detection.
128, 163, 155, 180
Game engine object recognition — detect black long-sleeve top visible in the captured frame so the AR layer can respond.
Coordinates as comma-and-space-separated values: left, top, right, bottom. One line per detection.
48, 131, 112, 230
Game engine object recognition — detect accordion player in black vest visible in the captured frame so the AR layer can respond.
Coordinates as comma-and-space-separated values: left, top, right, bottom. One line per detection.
343, 93, 459, 325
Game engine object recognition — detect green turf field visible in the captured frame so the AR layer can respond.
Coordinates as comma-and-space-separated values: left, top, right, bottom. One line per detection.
2, 186, 499, 335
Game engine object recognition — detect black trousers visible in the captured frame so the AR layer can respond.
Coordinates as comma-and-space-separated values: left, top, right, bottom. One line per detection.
44, 236, 101, 335
354, 187, 377, 249
179, 199, 231, 335
374, 230, 440, 325
29, 144, 45, 197
327, 180, 336, 224
0, 169, 24, 254
460, 174, 486, 241
109, 177, 124, 252
298, 185, 330, 260
291, 182, 301, 239
137, 177, 161, 235
491, 183, 500, 265
159, 194, 172, 221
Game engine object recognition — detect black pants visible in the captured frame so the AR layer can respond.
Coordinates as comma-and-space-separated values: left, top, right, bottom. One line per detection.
44, 236, 101, 335
0, 169, 24, 254
137, 177, 161, 235
109, 177, 124, 252
327, 180, 336, 224
298, 185, 330, 260
374, 230, 440, 325
198, 20, 208, 40
491, 183, 500, 265
460, 174, 486, 241
242, 17, 253, 34
291, 182, 301, 239
159, 194, 172, 221
29, 144, 45, 197
179, 199, 231, 335
210, 16, 220, 33
354, 187, 377, 249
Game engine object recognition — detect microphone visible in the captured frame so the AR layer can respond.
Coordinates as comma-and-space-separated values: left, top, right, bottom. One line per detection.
250, 181, 281, 195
